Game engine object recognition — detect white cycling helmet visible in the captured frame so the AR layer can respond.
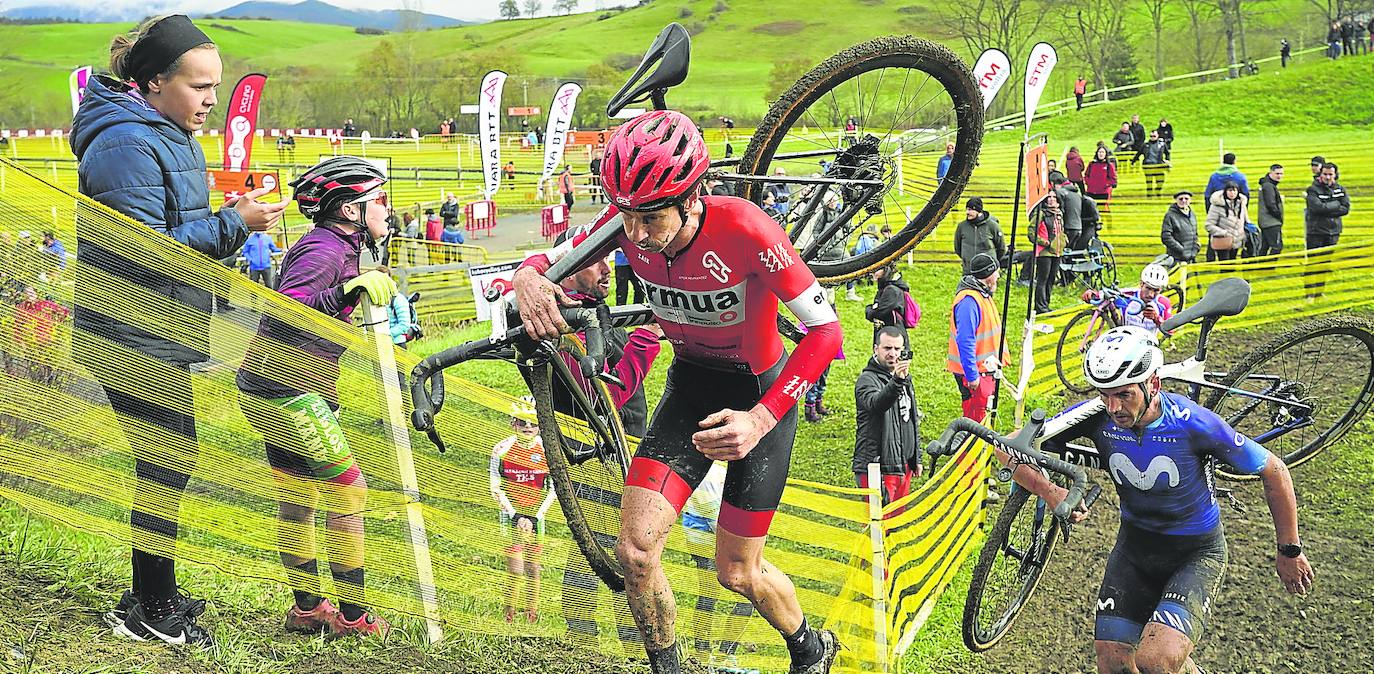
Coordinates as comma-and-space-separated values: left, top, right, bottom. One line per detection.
1083, 326, 1163, 389
510, 395, 537, 422
1139, 263, 1169, 290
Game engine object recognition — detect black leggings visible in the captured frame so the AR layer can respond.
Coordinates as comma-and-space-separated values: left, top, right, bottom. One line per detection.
96, 364, 198, 603
1034, 256, 1060, 313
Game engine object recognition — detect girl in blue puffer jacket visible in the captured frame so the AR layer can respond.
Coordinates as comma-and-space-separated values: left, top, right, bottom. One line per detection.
70, 14, 286, 648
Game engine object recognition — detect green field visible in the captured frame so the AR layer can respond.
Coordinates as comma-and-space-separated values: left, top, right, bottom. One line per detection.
0, 0, 1338, 130
1, 11, 1372, 674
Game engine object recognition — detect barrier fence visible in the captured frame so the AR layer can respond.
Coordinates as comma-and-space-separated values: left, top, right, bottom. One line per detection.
0, 158, 891, 671
0, 123, 1369, 671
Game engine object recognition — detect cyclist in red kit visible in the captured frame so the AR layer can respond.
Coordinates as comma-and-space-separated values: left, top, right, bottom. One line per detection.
513, 110, 842, 674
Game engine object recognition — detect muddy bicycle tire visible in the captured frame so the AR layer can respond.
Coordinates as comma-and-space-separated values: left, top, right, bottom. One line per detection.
963, 483, 1063, 652
526, 335, 630, 591
737, 36, 983, 283
1205, 315, 1374, 480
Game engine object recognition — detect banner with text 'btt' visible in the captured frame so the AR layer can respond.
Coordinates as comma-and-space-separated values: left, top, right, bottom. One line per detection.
540, 82, 583, 188
479, 70, 508, 199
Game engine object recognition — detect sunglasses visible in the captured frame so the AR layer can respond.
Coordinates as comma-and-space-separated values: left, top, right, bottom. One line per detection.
512, 418, 538, 429
351, 190, 388, 208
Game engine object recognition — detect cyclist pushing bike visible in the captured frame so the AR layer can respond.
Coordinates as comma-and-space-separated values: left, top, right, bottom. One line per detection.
512, 109, 843, 674
1082, 264, 1175, 335
1004, 326, 1313, 674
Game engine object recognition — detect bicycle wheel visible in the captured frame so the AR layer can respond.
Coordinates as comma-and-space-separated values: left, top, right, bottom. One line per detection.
1056, 308, 1118, 394
1099, 241, 1118, 288
1164, 282, 1186, 313
1205, 316, 1374, 480
526, 335, 631, 591
736, 36, 983, 283
962, 481, 1063, 652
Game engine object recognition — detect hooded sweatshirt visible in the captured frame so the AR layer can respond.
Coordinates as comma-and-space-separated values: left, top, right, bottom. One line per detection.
866, 273, 911, 341
1204, 165, 1250, 204
70, 75, 249, 365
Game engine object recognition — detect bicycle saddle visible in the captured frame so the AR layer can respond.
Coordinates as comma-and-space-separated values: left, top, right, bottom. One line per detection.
606, 23, 691, 116
1161, 277, 1250, 332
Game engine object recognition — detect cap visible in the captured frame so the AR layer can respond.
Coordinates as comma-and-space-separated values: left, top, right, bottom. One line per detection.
1172, 190, 1193, 199
966, 196, 984, 212
969, 252, 998, 280
1310, 155, 1326, 165
16, 230, 31, 239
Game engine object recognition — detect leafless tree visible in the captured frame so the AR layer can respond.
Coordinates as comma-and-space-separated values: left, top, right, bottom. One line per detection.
1056, 0, 1132, 90
1141, 0, 1169, 88
1178, 0, 1221, 77
523, 0, 543, 17
941, 0, 1047, 63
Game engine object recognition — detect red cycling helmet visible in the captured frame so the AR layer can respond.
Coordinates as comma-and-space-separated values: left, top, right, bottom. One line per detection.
600, 110, 709, 211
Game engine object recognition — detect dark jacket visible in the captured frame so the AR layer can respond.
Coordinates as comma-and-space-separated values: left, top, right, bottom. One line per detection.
1257, 174, 1284, 229
1305, 181, 1350, 236
953, 211, 1006, 272
1055, 184, 1084, 234
866, 274, 910, 341
71, 75, 249, 365
1112, 129, 1135, 153
1157, 123, 1174, 144
1162, 203, 1200, 262
852, 356, 918, 475
1080, 194, 1101, 230
439, 200, 460, 227
1141, 139, 1169, 166
237, 223, 365, 404
1129, 121, 1147, 149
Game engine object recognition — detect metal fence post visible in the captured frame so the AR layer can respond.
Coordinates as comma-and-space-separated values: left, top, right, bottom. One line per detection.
867, 462, 890, 673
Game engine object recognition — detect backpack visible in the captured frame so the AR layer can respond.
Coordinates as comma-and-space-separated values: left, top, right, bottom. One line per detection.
902, 292, 921, 328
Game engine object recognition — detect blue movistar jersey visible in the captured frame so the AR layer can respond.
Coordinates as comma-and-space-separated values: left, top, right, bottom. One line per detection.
1044, 392, 1269, 535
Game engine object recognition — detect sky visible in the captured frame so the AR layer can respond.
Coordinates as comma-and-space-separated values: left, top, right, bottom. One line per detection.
1, 0, 624, 22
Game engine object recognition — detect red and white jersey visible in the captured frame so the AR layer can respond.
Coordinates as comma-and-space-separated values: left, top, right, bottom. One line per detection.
489, 435, 552, 511
522, 195, 843, 421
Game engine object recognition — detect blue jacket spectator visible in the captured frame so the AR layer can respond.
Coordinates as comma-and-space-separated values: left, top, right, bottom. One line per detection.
936, 153, 953, 183
241, 231, 281, 271
71, 74, 249, 364
41, 232, 67, 269
1203, 153, 1250, 205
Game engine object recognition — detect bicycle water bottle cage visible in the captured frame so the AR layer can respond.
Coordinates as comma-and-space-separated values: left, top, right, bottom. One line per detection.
607, 22, 692, 116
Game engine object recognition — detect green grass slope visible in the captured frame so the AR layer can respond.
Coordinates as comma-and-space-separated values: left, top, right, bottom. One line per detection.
0, 0, 1334, 129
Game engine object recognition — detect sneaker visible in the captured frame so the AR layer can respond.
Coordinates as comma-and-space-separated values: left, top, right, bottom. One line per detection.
102, 588, 207, 628
113, 602, 214, 647
327, 610, 390, 638
787, 629, 839, 674
284, 598, 338, 634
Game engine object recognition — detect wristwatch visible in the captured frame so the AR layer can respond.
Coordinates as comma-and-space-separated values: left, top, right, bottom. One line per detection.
1277, 542, 1303, 559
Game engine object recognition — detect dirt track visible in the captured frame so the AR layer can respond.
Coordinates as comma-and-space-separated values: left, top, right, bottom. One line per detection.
965, 321, 1374, 674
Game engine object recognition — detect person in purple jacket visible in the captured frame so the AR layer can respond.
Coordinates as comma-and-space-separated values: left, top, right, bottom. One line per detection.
236, 157, 397, 638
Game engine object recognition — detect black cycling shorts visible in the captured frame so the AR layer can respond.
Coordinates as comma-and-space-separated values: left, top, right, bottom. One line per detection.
625, 356, 798, 538
1095, 521, 1228, 645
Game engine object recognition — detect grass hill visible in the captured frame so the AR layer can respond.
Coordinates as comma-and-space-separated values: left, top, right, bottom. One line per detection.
0, 0, 1333, 130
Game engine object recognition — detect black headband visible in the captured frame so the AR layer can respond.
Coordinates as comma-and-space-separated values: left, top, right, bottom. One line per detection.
127, 15, 213, 88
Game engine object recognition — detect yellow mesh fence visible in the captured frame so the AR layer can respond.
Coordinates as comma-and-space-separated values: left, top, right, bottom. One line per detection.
1026, 242, 1374, 397
0, 157, 885, 672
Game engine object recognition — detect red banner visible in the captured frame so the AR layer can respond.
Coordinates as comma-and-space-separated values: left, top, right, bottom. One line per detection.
222, 73, 268, 171
1025, 142, 1050, 212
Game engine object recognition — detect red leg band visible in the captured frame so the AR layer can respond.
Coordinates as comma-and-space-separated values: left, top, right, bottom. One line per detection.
717, 501, 775, 539
625, 457, 692, 514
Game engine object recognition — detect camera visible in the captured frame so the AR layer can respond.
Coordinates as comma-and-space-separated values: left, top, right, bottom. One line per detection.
900, 349, 912, 361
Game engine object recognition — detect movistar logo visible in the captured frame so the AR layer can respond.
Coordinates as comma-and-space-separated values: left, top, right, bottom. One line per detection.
1109, 454, 1180, 491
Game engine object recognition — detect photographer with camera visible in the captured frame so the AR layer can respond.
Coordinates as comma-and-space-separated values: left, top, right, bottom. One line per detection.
853, 326, 922, 505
